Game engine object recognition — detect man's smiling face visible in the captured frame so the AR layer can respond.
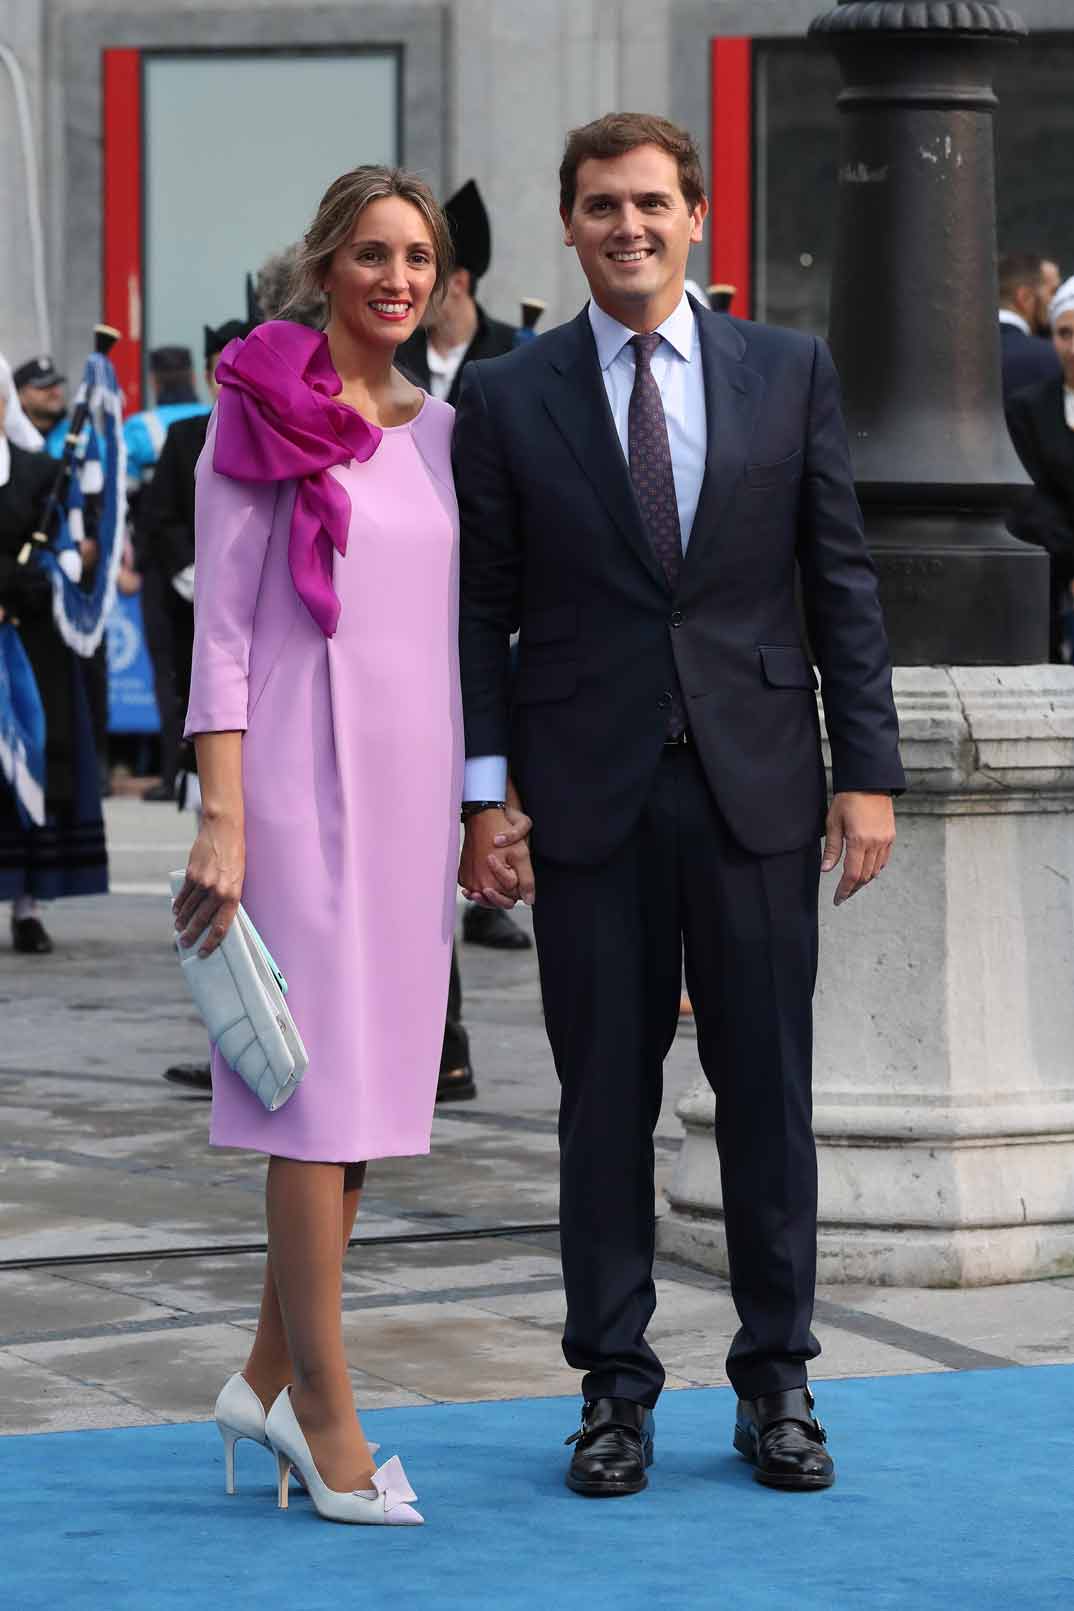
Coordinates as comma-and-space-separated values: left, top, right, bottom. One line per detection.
562, 143, 707, 329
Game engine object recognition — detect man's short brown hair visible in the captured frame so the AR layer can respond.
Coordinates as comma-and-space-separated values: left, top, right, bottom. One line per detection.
997, 251, 1051, 303
559, 113, 706, 216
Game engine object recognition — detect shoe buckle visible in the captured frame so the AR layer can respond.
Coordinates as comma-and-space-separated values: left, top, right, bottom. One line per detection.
803, 1386, 826, 1442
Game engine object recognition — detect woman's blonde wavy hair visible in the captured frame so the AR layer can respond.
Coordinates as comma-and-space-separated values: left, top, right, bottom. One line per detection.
280, 165, 453, 323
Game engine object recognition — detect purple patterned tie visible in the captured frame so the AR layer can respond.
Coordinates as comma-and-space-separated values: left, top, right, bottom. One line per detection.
628, 333, 685, 739
628, 333, 682, 591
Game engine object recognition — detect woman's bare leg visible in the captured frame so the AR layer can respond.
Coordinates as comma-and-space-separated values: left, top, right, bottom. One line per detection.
261, 1156, 374, 1490
242, 1161, 367, 1420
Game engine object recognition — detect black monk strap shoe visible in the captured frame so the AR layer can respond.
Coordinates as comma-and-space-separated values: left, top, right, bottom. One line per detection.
163, 1062, 212, 1092
734, 1387, 835, 1491
565, 1397, 654, 1497
435, 1062, 477, 1103
461, 906, 532, 950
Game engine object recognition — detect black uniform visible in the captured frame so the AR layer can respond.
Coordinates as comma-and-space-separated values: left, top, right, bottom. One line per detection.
137, 412, 206, 761
0, 444, 107, 899
1001, 321, 1062, 403
397, 307, 518, 407
1007, 376, 1074, 660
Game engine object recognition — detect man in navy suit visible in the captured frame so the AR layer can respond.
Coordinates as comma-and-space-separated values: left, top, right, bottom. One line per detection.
999, 251, 1062, 402
454, 114, 904, 1498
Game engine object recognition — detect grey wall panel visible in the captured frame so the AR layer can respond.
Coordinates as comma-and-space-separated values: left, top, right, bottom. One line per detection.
55, 4, 444, 388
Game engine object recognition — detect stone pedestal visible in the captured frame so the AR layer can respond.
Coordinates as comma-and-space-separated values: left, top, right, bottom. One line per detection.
659, 666, 1074, 1287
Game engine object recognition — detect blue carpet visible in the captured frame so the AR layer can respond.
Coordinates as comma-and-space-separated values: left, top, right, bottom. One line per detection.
4, 1367, 1073, 1610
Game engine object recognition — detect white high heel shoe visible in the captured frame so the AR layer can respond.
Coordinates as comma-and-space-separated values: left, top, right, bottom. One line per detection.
215, 1373, 379, 1496
215, 1373, 271, 1495
265, 1387, 423, 1526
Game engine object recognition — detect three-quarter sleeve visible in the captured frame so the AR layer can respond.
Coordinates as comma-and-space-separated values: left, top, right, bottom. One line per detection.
184, 412, 279, 737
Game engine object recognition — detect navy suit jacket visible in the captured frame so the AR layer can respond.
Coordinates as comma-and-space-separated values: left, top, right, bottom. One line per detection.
453, 302, 904, 865
1001, 321, 1061, 404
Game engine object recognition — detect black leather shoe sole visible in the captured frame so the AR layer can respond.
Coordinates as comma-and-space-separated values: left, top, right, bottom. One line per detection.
733, 1427, 834, 1490
566, 1440, 654, 1497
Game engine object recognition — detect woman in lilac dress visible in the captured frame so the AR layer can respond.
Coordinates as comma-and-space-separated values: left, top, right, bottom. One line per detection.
172, 166, 531, 1526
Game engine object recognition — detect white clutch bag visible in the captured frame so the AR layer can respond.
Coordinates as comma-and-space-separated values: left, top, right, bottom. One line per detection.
168, 872, 308, 1111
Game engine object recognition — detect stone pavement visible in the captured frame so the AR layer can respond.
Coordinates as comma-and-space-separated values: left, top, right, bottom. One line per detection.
1, 798, 1073, 1438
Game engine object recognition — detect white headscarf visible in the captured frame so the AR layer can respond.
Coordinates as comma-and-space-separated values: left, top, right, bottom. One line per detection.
1050, 276, 1074, 328
0, 351, 45, 487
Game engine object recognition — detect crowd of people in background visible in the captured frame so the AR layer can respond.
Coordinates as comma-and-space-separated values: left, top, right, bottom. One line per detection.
0, 355, 108, 955
998, 251, 1074, 663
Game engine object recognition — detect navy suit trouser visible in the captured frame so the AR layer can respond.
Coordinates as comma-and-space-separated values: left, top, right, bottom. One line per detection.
532, 743, 822, 1407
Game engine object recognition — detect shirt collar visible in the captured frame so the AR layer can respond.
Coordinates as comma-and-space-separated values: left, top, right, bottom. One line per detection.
998, 309, 1032, 338
426, 339, 469, 374
588, 292, 696, 370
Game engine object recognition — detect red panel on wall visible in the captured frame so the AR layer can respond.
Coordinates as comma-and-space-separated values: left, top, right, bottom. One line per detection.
710, 37, 752, 320
102, 49, 142, 410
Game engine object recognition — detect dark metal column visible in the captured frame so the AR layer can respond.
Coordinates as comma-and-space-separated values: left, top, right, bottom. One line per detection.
809, 1, 1047, 664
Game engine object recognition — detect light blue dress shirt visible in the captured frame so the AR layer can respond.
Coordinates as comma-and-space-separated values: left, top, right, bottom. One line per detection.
124, 402, 211, 488
464, 293, 709, 804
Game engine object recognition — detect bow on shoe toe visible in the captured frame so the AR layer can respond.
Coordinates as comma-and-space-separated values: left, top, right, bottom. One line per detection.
733, 1386, 835, 1491
266, 1387, 423, 1525
369, 1455, 421, 1520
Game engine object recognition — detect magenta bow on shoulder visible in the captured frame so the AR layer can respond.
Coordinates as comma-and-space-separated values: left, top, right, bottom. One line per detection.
212, 321, 381, 637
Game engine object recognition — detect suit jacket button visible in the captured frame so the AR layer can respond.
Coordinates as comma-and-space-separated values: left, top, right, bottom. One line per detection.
657, 691, 673, 709
670, 610, 684, 627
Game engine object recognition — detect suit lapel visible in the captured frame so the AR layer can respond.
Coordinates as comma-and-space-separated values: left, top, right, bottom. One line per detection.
678, 309, 766, 594
1036, 379, 1073, 471
540, 310, 668, 592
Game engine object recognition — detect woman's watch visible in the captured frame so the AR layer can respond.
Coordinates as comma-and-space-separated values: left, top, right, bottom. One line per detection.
461, 800, 506, 822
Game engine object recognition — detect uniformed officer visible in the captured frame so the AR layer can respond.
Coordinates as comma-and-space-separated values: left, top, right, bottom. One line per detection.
14, 354, 112, 796
123, 346, 210, 492
13, 355, 68, 457
397, 180, 519, 407
397, 181, 532, 960
124, 348, 210, 800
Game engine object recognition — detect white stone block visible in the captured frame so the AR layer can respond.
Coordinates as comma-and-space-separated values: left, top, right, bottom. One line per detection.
660, 664, 1074, 1286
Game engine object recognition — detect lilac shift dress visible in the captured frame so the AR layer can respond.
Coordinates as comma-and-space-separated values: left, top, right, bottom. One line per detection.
184, 396, 463, 1161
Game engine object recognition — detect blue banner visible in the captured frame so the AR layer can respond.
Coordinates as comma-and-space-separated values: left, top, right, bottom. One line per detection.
106, 591, 160, 734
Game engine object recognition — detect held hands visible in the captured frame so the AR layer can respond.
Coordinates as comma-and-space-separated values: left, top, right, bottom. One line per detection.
821, 791, 895, 907
459, 783, 535, 909
172, 811, 246, 957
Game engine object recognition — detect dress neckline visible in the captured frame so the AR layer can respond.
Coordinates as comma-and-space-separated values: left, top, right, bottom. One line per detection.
377, 393, 427, 434
342, 390, 428, 436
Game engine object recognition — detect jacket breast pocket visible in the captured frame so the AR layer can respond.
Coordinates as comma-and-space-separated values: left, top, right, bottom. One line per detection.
513, 662, 578, 705
758, 644, 818, 690
744, 449, 803, 489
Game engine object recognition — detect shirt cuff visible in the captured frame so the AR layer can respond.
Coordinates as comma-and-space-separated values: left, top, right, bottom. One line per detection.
463, 755, 508, 802
171, 564, 195, 602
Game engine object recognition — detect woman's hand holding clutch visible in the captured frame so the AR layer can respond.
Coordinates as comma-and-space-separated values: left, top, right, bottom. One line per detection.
173, 812, 246, 957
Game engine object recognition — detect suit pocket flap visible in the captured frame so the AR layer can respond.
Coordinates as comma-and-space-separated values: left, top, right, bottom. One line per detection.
513, 662, 578, 704
744, 449, 803, 487
522, 604, 578, 645
758, 644, 818, 689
